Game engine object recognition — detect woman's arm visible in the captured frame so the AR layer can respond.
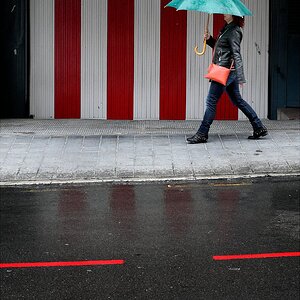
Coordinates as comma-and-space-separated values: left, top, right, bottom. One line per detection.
206, 34, 216, 48
204, 32, 216, 48
228, 29, 246, 83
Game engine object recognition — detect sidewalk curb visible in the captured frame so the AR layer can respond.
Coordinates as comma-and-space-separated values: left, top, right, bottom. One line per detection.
1, 172, 299, 187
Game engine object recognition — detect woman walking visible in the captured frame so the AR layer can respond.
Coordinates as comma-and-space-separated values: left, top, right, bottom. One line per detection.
187, 14, 268, 144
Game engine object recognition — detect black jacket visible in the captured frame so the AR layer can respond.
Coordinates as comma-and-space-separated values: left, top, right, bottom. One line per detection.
207, 22, 246, 83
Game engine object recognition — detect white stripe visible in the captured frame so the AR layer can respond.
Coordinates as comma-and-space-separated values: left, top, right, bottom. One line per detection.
81, 0, 107, 119
134, 0, 160, 120
30, 0, 54, 119
239, 0, 269, 120
186, 11, 212, 120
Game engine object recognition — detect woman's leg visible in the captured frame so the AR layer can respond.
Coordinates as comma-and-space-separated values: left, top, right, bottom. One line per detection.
187, 81, 225, 143
198, 81, 225, 135
225, 80, 263, 130
225, 79, 268, 139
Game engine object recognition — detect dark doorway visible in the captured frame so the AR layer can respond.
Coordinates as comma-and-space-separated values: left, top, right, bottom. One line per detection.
269, 0, 300, 119
286, 1, 300, 108
0, 0, 29, 118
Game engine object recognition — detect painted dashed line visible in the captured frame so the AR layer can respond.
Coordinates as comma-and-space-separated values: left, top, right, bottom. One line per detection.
0, 260, 125, 269
213, 252, 300, 261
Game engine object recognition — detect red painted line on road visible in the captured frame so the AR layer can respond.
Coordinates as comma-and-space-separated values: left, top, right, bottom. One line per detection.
213, 252, 300, 261
0, 260, 125, 269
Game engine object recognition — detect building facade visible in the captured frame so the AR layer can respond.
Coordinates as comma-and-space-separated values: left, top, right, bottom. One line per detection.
2, 0, 299, 120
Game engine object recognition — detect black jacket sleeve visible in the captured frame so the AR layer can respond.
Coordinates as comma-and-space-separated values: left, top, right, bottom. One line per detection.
228, 28, 246, 83
206, 36, 216, 48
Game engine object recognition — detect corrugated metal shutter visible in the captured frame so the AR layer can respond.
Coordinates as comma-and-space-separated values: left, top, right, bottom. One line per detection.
239, 0, 269, 120
160, 0, 187, 120
133, 0, 160, 120
213, 14, 238, 120
186, 11, 213, 120
186, 0, 269, 120
81, 0, 107, 119
107, 0, 134, 120
54, 0, 81, 119
30, 0, 54, 119
29, 0, 269, 120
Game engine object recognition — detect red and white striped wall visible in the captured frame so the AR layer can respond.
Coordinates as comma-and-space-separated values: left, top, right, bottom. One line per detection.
30, 0, 268, 120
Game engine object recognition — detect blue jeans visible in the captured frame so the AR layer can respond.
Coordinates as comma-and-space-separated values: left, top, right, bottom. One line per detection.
198, 71, 263, 136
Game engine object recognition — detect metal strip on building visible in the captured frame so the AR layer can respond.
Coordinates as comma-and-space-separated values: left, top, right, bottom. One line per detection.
186, 11, 213, 120
107, 0, 134, 120
133, 0, 160, 120
54, 0, 81, 119
81, 0, 107, 119
160, 0, 187, 120
30, 0, 54, 119
239, 0, 269, 120
213, 14, 238, 120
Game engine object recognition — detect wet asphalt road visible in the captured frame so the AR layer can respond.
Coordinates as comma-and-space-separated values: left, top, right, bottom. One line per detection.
0, 178, 299, 300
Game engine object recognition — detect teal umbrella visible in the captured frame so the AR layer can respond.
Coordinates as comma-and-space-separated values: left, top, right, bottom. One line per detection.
165, 0, 252, 17
165, 0, 252, 55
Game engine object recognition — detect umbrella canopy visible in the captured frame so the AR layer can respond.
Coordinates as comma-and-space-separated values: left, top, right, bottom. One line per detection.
165, 0, 252, 17
165, 0, 252, 56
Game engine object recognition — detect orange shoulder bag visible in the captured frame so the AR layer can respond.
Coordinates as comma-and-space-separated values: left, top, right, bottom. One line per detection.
204, 60, 234, 86
204, 29, 234, 86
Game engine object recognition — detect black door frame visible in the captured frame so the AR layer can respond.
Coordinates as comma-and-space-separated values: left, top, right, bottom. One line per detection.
269, 0, 300, 119
269, 0, 288, 120
1, 0, 29, 118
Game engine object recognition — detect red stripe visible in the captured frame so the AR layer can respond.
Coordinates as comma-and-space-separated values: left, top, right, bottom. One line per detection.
0, 260, 125, 269
107, 0, 134, 120
213, 252, 300, 261
55, 0, 81, 119
213, 15, 238, 120
160, 1, 187, 120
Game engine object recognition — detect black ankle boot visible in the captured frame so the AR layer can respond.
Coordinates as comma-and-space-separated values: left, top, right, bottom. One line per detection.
187, 133, 208, 144
248, 126, 268, 140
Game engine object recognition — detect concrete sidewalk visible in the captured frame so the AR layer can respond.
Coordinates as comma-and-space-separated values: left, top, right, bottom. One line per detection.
0, 119, 299, 185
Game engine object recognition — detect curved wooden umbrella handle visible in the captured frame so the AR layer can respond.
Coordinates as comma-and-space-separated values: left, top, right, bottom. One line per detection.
194, 14, 210, 57
194, 39, 207, 56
